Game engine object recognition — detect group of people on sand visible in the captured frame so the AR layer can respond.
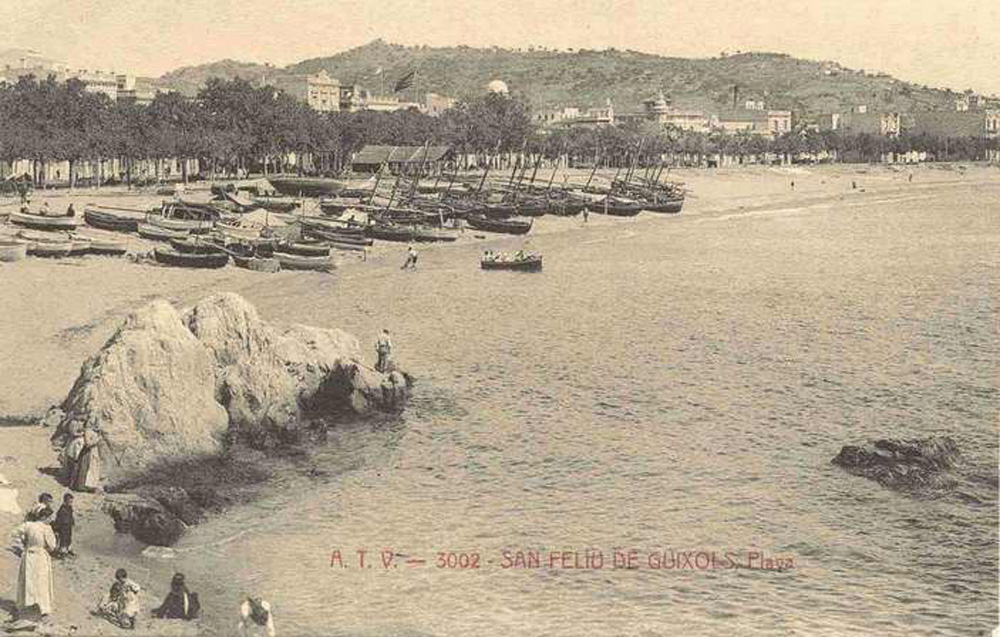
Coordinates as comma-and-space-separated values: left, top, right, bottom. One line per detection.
18, 194, 76, 218
11, 503, 273, 634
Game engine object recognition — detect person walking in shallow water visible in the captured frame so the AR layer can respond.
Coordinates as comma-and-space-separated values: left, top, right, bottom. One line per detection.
375, 329, 393, 373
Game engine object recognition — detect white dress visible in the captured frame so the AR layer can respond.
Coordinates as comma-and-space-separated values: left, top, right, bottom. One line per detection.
14, 521, 57, 614
238, 599, 276, 637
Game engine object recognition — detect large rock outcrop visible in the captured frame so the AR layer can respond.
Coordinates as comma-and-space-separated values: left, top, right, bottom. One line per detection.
832, 437, 960, 491
57, 293, 412, 481
59, 300, 230, 480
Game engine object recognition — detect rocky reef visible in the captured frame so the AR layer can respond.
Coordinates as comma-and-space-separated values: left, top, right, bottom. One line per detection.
54, 293, 412, 545
831, 436, 960, 491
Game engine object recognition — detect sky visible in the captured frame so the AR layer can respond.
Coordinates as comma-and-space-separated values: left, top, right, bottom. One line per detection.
2, 0, 999, 95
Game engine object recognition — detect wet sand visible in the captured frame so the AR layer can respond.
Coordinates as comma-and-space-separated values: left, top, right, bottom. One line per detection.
0, 161, 996, 635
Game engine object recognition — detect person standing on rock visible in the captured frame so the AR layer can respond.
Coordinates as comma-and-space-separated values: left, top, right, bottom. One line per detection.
71, 426, 102, 492
12, 508, 58, 620
375, 329, 393, 373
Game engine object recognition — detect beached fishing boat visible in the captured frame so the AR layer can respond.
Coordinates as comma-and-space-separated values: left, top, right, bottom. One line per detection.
466, 215, 533, 235
153, 247, 228, 269
10, 210, 83, 231
169, 237, 227, 255
298, 216, 367, 236
319, 197, 366, 215
67, 235, 92, 256
276, 240, 330, 257
302, 227, 373, 246
270, 177, 347, 198
146, 202, 217, 234
272, 251, 337, 272
83, 206, 143, 232
645, 197, 684, 214
364, 223, 414, 242
481, 254, 543, 271
0, 239, 29, 262
251, 196, 299, 212
232, 254, 281, 272
137, 223, 190, 242
410, 226, 459, 242
77, 234, 127, 256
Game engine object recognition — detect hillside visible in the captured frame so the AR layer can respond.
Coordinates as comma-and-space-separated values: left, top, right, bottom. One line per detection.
158, 40, 960, 117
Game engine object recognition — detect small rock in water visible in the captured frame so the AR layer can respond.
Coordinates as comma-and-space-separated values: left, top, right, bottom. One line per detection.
832, 436, 960, 491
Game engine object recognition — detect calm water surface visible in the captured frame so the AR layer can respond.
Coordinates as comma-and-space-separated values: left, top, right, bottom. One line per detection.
94, 183, 999, 636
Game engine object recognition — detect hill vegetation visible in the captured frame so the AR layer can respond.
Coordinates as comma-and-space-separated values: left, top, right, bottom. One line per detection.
157, 39, 963, 117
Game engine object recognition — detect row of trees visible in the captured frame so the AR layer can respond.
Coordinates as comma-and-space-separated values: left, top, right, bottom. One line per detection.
1, 75, 996, 188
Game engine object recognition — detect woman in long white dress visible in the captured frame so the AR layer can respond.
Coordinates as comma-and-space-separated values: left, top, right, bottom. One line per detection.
12, 509, 58, 617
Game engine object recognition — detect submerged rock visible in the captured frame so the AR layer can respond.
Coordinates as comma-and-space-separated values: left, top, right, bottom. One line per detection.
832, 437, 960, 491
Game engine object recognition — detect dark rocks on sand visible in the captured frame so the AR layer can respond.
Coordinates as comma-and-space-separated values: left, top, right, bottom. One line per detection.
102, 493, 186, 546
832, 436, 960, 491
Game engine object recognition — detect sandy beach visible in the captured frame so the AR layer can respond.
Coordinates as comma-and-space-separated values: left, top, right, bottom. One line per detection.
1, 161, 997, 635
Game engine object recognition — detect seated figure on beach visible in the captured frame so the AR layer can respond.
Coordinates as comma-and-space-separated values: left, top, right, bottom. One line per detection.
152, 573, 200, 620
238, 596, 276, 637
97, 568, 141, 629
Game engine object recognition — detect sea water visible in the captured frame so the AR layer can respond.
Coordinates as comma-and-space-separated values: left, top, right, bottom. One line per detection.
89, 182, 999, 636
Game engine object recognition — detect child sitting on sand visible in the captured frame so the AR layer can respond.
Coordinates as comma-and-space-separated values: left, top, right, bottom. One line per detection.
97, 568, 141, 629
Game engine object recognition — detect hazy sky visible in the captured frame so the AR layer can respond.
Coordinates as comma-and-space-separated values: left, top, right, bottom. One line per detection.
3, 0, 999, 94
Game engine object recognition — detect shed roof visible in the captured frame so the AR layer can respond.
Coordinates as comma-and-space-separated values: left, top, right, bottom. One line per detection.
353, 145, 452, 165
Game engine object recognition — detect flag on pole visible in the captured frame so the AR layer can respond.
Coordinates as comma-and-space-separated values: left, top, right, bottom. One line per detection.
394, 70, 416, 93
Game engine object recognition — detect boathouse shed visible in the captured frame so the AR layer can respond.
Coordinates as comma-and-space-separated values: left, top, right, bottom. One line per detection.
351, 145, 453, 173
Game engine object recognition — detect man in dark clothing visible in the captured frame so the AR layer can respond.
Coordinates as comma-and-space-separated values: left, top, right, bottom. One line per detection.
52, 493, 75, 557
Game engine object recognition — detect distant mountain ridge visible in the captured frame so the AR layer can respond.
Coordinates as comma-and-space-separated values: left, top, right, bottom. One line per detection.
156, 39, 965, 117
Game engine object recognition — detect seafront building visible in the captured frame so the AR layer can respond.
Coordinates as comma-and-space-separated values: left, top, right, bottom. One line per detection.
272, 70, 341, 112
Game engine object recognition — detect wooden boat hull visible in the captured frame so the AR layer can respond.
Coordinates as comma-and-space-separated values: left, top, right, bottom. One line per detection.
10, 211, 83, 231
170, 237, 226, 255
146, 217, 212, 234
481, 256, 543, 272
365, 224, 415, 242
466, 215, 532, 235
646, 198, 684, 214
251, 197, 299, 212
410, 227, 458, 242
138, 223, 190, 241
233, 255, 281, 272
277, 242, 330, 257
273, 251, 337, 271
83, 207, 141, 232
83, 237, 127, 256
302, 228, 373, 246
270, 177, 345, 198
0, 240, 29, 262
153, 247, 228, 269
27, 240, 74, 258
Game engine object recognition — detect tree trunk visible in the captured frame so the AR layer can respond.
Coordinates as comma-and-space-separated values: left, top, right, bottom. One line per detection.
126, 157, 132, 190
182, 158, 189, 185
